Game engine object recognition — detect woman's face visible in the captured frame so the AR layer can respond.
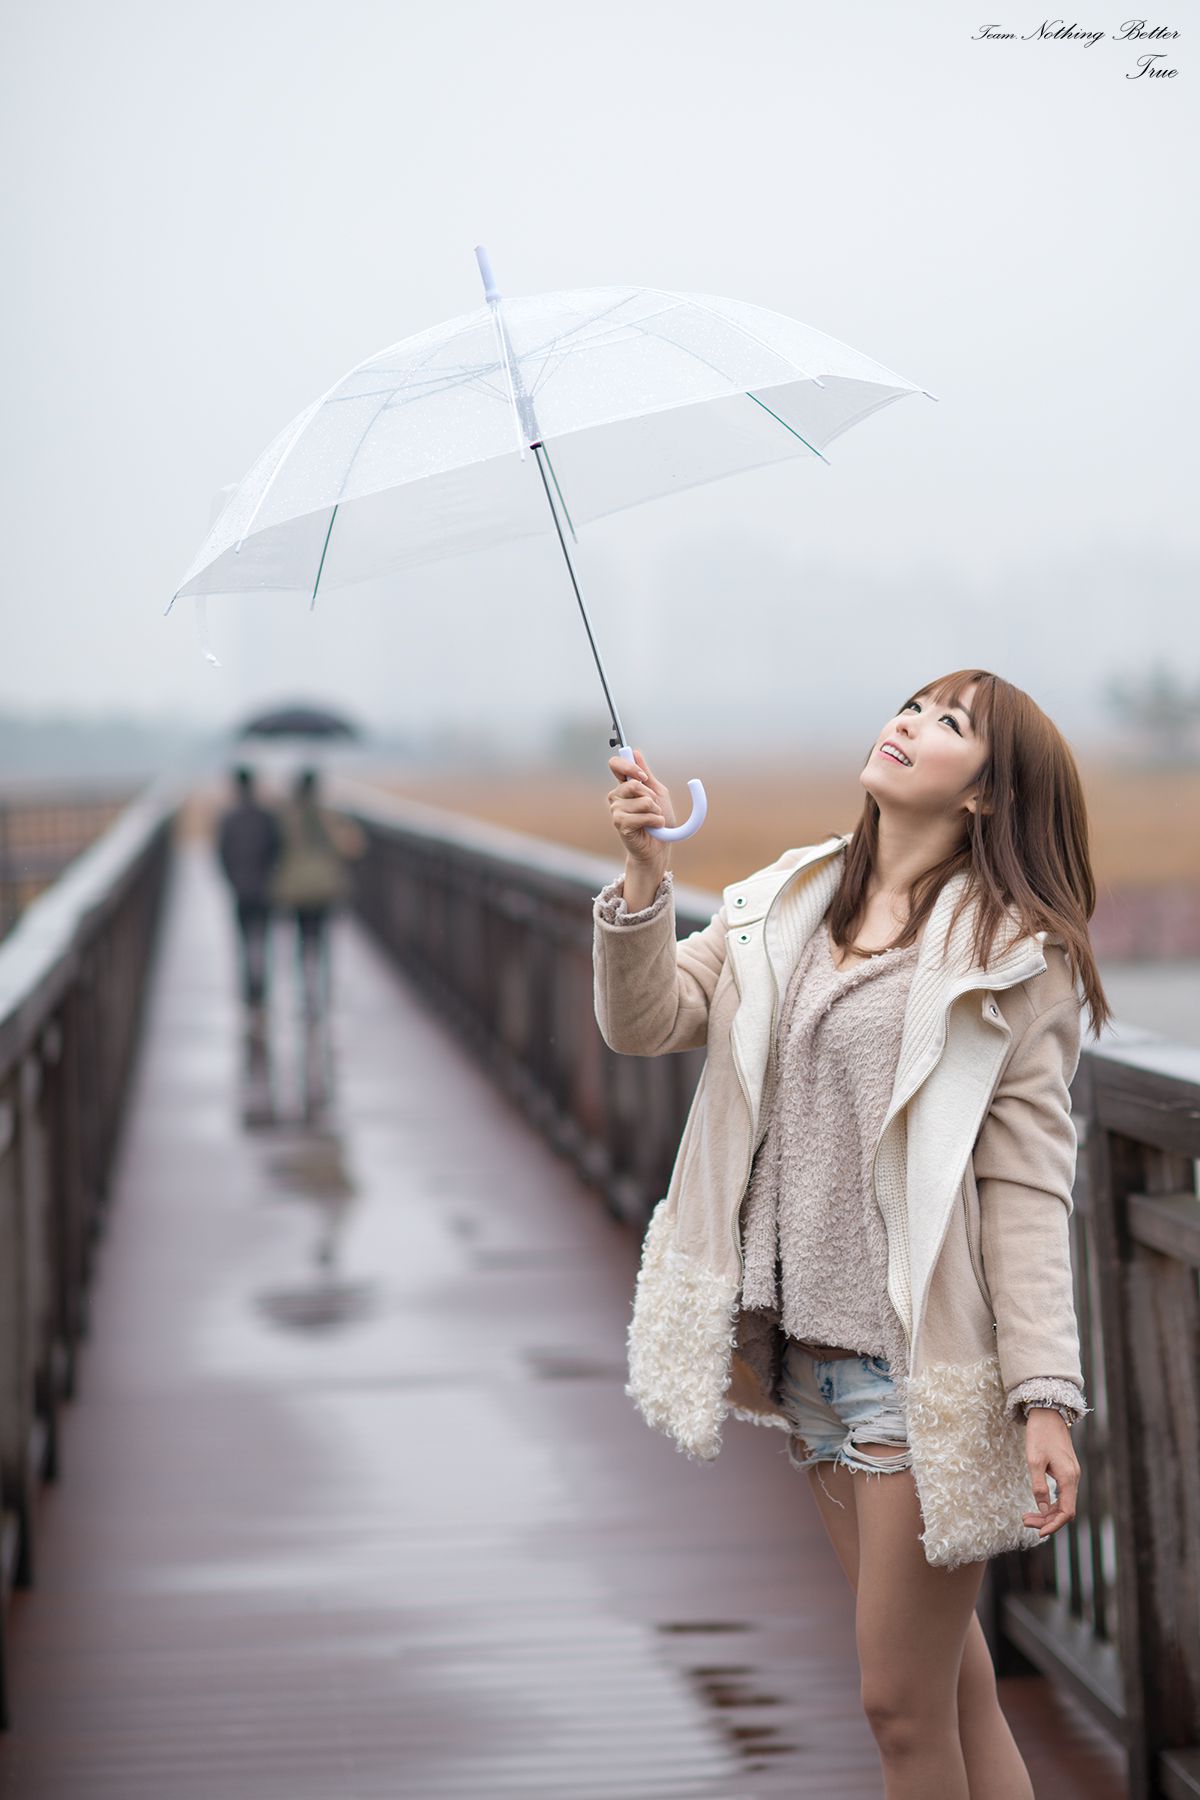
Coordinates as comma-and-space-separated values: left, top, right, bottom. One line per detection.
859, 680, 987, 818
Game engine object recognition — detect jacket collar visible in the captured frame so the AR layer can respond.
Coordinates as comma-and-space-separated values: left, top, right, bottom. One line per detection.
887, 864, 1048, 1116
757, 835, 1051, 1084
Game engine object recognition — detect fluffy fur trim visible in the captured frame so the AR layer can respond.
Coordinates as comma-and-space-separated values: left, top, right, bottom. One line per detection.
900, 1353, 1050, 1568
624, 1199, 741, 1461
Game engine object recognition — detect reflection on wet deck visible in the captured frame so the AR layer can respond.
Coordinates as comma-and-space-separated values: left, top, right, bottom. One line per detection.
0, 844, 1128, 1797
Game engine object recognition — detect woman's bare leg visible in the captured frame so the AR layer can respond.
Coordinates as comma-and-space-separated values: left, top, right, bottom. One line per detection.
806, 1448, 1033, 1799
954, 1611, 1035, 1799
852, 1445, 986, 1799
805, 1458, 861, 1585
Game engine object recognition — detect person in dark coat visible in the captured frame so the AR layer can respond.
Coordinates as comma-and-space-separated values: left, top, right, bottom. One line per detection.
216, 766, 282, 1016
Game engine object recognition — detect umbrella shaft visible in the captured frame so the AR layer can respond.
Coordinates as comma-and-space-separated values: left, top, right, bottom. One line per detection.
531, 443, 627, 752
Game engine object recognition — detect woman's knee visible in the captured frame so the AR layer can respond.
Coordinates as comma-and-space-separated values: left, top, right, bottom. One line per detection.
859, 1681, 952, 1757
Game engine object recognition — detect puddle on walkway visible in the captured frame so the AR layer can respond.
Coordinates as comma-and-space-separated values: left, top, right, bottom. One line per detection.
655, 1621, 800, 1776
264, 1131, 357, 1200
253, 1276, 380, 1333
250, 1127, 381, 1335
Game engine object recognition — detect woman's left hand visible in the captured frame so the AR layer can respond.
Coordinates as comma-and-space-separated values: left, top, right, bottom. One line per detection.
1022, 1409, 1080, 1538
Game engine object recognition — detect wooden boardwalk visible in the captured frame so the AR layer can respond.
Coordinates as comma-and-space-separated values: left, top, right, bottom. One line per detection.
0, 842, 1129, 1798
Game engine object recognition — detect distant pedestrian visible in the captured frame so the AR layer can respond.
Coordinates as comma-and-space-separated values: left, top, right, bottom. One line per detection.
216, 766, 282, 1020
270, 768, 363, 1018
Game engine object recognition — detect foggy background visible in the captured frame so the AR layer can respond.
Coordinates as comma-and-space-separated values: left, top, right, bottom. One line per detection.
1, 0, 1194, 771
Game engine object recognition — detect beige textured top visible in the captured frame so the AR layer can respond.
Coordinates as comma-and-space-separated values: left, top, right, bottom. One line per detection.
738, 913, 918, 1379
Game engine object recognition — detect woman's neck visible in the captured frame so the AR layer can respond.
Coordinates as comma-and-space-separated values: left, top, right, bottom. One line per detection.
869, 807, 965, 907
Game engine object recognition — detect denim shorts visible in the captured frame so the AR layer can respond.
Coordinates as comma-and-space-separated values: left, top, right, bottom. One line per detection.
778, 1340, 913, 1506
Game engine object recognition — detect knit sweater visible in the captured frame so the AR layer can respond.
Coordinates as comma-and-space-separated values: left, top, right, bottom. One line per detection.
737, 913, 918, 1379
596, 869, 1089, 1427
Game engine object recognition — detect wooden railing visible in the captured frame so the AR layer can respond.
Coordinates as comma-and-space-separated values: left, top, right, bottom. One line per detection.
339, 781, 1200, 1800
0, 776, 180, 1727
987, 1030, 1200, 1800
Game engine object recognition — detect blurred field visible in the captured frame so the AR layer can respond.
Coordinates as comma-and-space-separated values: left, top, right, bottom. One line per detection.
367, 758, 1200, 897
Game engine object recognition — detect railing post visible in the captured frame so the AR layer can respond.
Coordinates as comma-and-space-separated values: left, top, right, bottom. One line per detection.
1087, 1066, 1200, 1800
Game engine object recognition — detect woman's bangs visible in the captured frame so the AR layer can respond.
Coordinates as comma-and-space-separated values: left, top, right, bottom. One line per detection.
919, 670, 994, 737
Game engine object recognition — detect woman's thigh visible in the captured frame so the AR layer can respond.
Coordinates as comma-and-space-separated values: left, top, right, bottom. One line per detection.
806, 1461, 999, 1729
805, 1460, 861, 1589
853, 1468, 987, 1726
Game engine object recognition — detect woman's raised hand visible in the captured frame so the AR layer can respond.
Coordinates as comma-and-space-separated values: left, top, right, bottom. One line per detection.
607, 748, 676, 870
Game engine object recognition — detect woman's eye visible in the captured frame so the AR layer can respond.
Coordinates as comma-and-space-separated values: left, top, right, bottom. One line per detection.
901, 698, 961, 733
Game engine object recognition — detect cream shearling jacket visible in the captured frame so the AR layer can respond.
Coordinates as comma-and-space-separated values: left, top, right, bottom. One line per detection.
592, 832, 1092, 1570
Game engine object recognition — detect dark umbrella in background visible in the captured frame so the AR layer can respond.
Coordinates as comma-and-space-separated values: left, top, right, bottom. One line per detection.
237, 705, 361, 741
227, 703, 368, 789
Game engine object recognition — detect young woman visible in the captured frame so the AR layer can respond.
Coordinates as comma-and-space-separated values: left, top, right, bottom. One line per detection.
591, 669, 1110, 1800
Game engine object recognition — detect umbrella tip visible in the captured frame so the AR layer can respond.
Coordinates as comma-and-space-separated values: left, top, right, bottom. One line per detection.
474, 244, 500, 302
922, 389, 940, 403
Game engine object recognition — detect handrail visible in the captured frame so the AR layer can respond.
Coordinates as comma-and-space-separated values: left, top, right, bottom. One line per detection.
0, 772, 181, 1728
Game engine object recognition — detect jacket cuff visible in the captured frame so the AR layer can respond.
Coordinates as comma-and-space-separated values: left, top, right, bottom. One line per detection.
1004, 1377, 1091, 1427
594, 869, 674, 927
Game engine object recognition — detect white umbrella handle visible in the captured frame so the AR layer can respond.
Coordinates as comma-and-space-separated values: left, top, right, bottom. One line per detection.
616, 743, 708, 842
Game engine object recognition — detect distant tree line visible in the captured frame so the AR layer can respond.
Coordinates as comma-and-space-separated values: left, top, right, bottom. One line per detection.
1103, 663, 1200, 765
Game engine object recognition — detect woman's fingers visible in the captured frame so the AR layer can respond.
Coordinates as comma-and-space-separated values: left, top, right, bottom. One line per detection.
1023, 1442, 1080, 1537
608, 747, 658, 787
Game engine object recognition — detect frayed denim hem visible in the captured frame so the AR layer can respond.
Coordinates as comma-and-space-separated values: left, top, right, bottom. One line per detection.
786, 1424, 914, 1509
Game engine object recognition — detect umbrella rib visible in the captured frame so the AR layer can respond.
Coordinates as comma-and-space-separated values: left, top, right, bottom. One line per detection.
232, 313, 491, 548
524, 294, 663, 400
522, 292, 808, 412
310, 504, 339, 608
325, 366, 503, 408
316, 355, 510, 526
744, 393, 830, 463
323, 295, 658, 420
640, 285, 828, 387
526, 304, 773, 412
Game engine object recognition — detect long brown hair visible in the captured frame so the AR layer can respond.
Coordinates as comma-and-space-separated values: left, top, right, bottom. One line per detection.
828, 669, 1112, 1037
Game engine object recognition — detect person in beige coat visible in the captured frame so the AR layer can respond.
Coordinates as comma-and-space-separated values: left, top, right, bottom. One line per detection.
592, 668, 1111, 1800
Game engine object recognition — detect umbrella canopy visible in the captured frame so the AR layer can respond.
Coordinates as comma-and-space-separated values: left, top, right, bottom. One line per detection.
237, 705, 360, 740
173, 277, 932, 605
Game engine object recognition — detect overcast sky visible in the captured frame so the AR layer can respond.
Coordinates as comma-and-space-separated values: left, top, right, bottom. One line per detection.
2, 0, 1194, 762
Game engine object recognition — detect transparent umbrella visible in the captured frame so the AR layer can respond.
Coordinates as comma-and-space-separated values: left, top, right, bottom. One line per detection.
172, 249, 935, 839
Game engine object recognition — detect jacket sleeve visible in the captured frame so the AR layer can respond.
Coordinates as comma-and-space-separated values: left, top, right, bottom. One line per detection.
974, 990, 1092, 1425
592, 868, 729, 1057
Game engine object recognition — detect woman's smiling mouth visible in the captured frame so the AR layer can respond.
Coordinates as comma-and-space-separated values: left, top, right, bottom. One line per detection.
878, 742, 913, 767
